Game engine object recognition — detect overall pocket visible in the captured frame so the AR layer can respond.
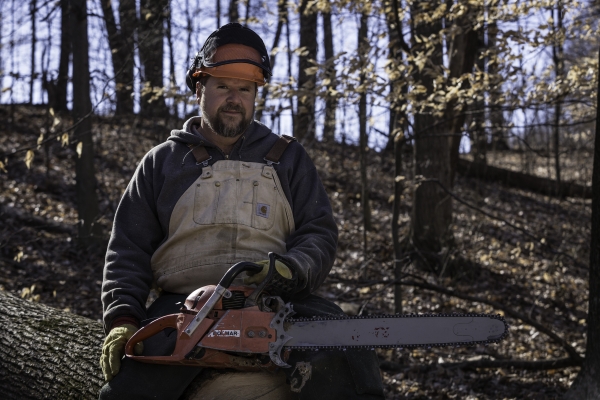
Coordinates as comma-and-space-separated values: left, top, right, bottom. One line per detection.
193, 164, 279, 230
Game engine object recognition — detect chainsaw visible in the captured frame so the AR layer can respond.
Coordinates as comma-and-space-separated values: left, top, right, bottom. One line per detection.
125, 253, 508, 371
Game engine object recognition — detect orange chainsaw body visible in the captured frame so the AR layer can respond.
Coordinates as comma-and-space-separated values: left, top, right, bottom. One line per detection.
124, 285, 286, 371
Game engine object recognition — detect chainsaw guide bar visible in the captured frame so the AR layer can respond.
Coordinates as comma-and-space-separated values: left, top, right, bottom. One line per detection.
283, 312, 508, 350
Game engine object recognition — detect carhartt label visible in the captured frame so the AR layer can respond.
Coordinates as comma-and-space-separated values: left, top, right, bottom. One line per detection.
256, 203, 270, 218
207, 329, 241, 338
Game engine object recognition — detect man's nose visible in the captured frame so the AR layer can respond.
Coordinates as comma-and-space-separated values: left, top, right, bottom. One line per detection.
226, 90, 242, 103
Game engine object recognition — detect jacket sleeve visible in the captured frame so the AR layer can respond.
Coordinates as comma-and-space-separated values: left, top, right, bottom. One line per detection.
280, 148, 338, 299
101, 153, 164, 333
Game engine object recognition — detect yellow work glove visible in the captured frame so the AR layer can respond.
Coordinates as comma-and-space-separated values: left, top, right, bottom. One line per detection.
100, 324, 143, 382
244, 259, 293, 285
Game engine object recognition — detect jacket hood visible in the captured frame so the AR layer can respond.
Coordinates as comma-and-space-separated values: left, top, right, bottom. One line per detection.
167, 116, 272, 148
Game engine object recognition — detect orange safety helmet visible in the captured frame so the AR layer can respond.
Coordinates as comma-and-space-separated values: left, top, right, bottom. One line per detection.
186, 23, 272, 91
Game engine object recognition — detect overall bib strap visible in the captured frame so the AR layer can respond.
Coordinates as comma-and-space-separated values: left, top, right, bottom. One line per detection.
187, 144, 212, 167
264, 135, 296, 166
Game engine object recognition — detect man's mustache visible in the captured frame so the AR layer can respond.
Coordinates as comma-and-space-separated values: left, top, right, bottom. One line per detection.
220, 104, 245, 113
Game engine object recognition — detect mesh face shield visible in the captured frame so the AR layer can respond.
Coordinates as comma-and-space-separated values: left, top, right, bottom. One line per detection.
186, 23, 272, 91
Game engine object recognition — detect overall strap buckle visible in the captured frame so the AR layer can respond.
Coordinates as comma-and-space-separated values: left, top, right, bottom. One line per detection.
264, 135, 296, 166
188, 144, 212, 167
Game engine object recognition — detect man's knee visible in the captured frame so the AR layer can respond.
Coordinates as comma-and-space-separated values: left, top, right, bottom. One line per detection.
285, 349, 384, 399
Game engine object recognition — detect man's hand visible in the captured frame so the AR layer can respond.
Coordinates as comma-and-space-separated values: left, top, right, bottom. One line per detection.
244, 259, 293, 285
100, 324, 143, 382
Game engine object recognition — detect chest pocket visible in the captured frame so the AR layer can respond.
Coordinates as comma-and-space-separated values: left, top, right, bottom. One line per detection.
193, 161, 280, 231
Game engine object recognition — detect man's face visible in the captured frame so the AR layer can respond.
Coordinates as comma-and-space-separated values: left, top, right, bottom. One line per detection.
199, 77, 256, 138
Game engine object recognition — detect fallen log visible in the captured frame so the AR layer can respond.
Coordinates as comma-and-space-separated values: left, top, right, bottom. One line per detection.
457, 158, 592, 199
0, 289, 104, 399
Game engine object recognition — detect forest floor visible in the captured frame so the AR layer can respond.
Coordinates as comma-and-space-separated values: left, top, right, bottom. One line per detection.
0, 105, 592, 399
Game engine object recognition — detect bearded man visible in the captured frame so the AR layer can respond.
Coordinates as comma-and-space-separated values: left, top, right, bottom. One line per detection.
98, 23, 384, 400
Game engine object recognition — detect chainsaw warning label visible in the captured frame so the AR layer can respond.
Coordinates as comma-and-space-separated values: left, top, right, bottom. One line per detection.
207, 329, 241, 338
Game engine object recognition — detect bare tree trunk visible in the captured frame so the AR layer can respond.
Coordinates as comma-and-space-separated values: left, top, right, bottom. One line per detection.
216, 0, 221, 28
321, 10, 337, 143
29, 0, 37, 105
487, 18, 508, 151
70, 0, 101, 246
563, 46, 600, 400
469, 15, 487, 167
56, 0, 71, 113
286, 16, 295, 134
100, 0, 135, 115
447, 1, 480, 184
384, 0, 403, 153
552, 1, 564, 193
255, 0, 287, 122
244, 0, 251, 24
293, 0, 317, 141
358, 10, 371, 253
166, 2, 177, 117
184, 0, 193, 117
385, 0, 408, 313
139, 0, 169, 118
228, 0, 239, 23
409, 1, 450, 272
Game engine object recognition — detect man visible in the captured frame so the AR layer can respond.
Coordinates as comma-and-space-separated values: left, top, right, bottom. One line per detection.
99, 23, 384, 399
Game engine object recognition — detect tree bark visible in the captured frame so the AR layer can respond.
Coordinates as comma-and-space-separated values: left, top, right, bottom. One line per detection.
29, 0, 37, 105
255, 0, 287, 123
551, 1, 564, 193
487, 17, 508, 152
55, 0, 71, 114
165, 2, 177, 116
321, 10, 337, 143
409, 0, 452, 272
358, 9, 371, 251
0, 290, 105, 399
563, 46, 600, 400
228, 0, 239, 23
293, 0, 317, 141
447, 1, 481, 183
70, 0, 101, 246
216, 0, 221, 28
469, 17, 487, 167
384, 0, 404, 153
100, 0, 135, 115
139, 0, 169, 118
384, 0, 408, 313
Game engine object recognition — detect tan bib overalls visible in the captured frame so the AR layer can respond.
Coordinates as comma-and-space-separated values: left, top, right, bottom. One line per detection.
151, 160, 295, 293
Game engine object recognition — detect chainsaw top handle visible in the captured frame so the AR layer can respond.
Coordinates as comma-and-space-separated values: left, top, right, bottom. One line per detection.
219, 260, 263, 288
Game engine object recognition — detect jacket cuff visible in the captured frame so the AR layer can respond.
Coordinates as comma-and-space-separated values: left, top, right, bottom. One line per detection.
110, 316, 140, 330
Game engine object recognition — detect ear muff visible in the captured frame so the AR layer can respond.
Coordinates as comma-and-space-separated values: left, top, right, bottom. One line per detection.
186, 51, 202, 92
186, 23, 271, 93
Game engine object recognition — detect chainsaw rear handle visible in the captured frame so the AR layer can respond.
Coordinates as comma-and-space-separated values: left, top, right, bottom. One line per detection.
124, 314, 179, 357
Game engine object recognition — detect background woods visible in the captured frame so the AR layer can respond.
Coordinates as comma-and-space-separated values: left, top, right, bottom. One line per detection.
1, 0, 600, 398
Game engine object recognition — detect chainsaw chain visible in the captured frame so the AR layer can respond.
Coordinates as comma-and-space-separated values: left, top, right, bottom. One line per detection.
284, 312, 509, 351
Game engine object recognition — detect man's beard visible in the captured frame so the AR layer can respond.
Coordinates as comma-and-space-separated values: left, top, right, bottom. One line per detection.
202, 103, 254, 138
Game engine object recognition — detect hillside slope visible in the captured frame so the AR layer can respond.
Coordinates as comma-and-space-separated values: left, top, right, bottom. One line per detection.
0, 106, 591, 399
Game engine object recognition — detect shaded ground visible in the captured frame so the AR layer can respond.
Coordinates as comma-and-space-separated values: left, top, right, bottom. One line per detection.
0, 105, 591, 399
